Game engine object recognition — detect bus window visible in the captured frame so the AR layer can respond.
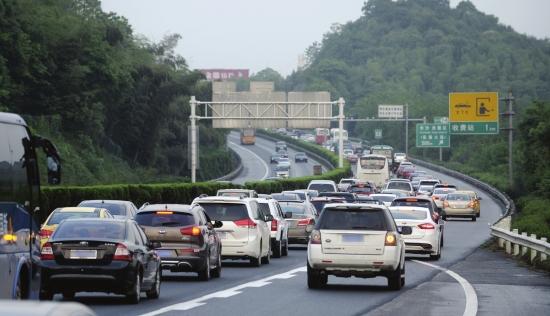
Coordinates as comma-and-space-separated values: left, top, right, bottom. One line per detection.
360, 157, 386, 170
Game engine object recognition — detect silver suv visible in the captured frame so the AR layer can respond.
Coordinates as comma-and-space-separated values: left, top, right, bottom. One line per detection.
307, 203, 411, 290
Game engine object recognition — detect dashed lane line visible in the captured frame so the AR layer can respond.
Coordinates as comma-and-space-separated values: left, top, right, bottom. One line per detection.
413, 260, 478, 316
137, 266, 306, 316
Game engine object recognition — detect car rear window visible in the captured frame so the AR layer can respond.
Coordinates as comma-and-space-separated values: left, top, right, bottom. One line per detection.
308, 184, 335, 193
200, 203, 249, 221
390, 208, 429, 220
47, 210, 101, 225
349, 186, 373, 194
446, 194, 471, 201
372, 195, 395, 203
54, 221, 126, 240
271, 193, 300, 201
79, 202, 126, 216
280, 203, 307, 214
218, 192, 249, 198
318, 208, 388, 231
391, 199, 431, 209
433, 188, 456, 195
387, 182, 411, 191
135, 211, 195, 227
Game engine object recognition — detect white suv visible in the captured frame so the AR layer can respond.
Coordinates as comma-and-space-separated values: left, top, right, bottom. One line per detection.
193, 196, 271, 267
307, 203, 411, 290
307, 180, 338, 193
257, 198, 289, 258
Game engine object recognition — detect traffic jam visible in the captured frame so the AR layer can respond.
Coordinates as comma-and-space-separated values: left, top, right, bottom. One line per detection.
32, 129, 482, 306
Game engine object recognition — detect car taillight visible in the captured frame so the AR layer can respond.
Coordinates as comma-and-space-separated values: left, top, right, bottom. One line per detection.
297, 218, 314, 226
113, 243, 132, 261
432, 196, 439, 200
468, 201, 475, 208
443, 201, 450, 208
41, 242, 54, 260
39, 229, 53, 238
234, 218, 257, 228
385, 232, 397, 246
418, 223, 435, 230
310, 230, 321, 244
271, 219, 278, 231
180, 226, 201, 236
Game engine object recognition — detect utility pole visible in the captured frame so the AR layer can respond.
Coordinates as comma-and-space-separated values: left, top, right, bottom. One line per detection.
338, 97, 345, 168
405, 104, 409, 157
190, 96, 197, 183
501, 90, 515, 190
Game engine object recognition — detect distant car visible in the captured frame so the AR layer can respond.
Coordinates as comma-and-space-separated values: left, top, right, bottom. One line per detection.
277, 150, 289, 158
40, 207, 113, 247
280, 201, 317, 244
307, 180, 338, 193
39, 218, 161, 303
318, 192, 356, 203
275, 141, 287, 152
347, 183, 375, 196
274, 165, 290, 178
419, 179, 441, 189
270, 153, 281, 164
394, 153, 407, 164
216, 189, 258, 198
309, 197, 346, 214
389, 206, 443, 260
431, 187, 457, 210
135, 204, 223, 281
258, 198, 290, 258
77, 200, 138, 219
277, 157, 291, 169
338, 178, 356, 192
295, 152, 308, 163
442, 191, 481, 221
417, 185, 435, 195
370, 193, 397, 207
390, 196, 441, 223
307, 203, 410, 290
382, 189, 410, 198
385, 180, 414, 196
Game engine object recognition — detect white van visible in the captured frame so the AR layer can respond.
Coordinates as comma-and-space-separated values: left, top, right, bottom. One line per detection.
192, 196, 272, 266
356, 154, 389, 188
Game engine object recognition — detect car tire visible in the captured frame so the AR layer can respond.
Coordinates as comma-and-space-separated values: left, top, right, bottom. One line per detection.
39, 289, 53, 301
62, 291, 75, 300
273, 239, 282, 258
387, 265, 403, 291
471, 216, 477, 222
476, 212, 480, 218
307, 263, 327, 289
126, 271, 141, 304
430, 243, 442, 261
250, 245, 262, 267
146, 268, 161, 299
211, 252, 222, 278
198, 254, 211, 281
261, 244, 271, 264
282, 239, 289, 256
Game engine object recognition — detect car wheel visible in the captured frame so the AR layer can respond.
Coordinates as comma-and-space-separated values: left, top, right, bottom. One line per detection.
62, 291, 75, 300
126, 271, 141, 304
387, 265, 402, 291
430, 242, 442, 261
39, 289, 53, 301
211, 252, 222, 278
476, 212, 480, 218
471, 216, 477, 222
198, 254, 211, 281
146, 268, 161, 299
282, 239, 289, 256
250, 245, 262, 267
307, 263, 327, 289
261, 243, 271, 264
273, 239, 282, 258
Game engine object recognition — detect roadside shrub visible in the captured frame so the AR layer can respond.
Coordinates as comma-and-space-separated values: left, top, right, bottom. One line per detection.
512, 197, 550, 240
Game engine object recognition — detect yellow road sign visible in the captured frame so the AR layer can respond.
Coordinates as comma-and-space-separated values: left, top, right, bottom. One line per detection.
449, 92, 498, 122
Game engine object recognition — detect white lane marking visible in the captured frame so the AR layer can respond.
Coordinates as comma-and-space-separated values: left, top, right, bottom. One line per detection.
228, 141, 269, 180
413, 260, 478, 316
138, 266, 306, 316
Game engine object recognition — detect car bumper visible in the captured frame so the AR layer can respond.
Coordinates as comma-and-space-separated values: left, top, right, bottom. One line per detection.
444, 207, 476, 217
221, 237, 261, 259
288, 227, 311, 244
40, 261, 134, 294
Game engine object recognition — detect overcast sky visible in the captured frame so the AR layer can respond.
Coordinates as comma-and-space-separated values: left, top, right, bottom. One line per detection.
101, 0, 550, 76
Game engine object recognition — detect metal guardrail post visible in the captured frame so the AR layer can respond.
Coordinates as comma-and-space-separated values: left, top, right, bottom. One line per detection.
542, 238, 548, 261
512, 229, 520, 255
530, 234, 537, 263
521, 232, 529, 256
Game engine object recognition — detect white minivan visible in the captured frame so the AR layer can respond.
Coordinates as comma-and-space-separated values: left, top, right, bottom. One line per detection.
193, 196, 272, 267
257, 198, 290, 258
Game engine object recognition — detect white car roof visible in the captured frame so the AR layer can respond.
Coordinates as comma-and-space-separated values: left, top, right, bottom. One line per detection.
309, 180, 336, 184
193, 196, 252, 204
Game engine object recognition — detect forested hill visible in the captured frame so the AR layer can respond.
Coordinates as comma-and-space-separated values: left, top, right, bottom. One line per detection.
0, 0, 234, 184
287, 0, 550, 119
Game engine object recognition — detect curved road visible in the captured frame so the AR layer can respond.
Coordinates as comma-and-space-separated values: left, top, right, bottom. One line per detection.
78, 137, 506, 316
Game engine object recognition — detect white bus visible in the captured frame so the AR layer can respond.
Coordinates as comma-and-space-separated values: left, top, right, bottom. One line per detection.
356, 154, 389, 188
330, 128, 348, 142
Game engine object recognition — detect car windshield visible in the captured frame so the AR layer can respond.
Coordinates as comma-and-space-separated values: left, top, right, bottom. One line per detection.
280, 203, 308, 214
318, 208, 388, 231
309, 183, 335, 193
78, 202, 126, 216
200, 203, 249, 221
54, 221, 126, 240
446, 194, 471, 201
390, 208, 428, 220
360, 157, 385, 169
47, 210, 102, 225
135, 211, 195, 227
387, 182, 411, 191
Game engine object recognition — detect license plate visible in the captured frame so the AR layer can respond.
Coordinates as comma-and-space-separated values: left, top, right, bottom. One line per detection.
217, 232, 228, 239
156, 250, 175, 258
70, 249, 97, 259
342, 234, 363, 242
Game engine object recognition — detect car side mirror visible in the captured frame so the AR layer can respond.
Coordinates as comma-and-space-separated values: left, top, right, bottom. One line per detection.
284, 212, 292, 219
212, 220, 223, 228
149, 241, 162, 249
264, 214, 274, 222
399, 226, 413, 235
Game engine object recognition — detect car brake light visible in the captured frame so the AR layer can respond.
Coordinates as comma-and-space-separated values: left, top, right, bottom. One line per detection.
385, 232, 397, 246
297, 218, 314, 226
113, 243, 132, 261
39, 229, 53, 238
468, 201, 475, 208
418, 223, 435, 230
234, 218, 257, 228
271, 219, 278, 231
432, 196, 439, 200
156, 211, 173, 215
180, 226, 201, 236
310, 230, 321, 244
41, 242, 54, 260
443, 201, 450, 208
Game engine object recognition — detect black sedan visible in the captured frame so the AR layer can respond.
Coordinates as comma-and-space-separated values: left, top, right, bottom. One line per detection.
39, 218, 161, 304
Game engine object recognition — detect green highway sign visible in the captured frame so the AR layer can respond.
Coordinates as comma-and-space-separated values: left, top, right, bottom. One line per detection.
434, 116, 448, 124
416, 123, 450, 148
449, 121, 499, 134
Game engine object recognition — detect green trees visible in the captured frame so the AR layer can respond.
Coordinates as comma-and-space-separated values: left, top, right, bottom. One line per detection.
0, 0, 234, 184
